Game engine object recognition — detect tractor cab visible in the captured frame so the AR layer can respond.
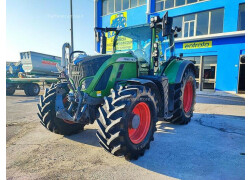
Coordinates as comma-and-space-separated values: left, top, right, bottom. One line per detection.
113, 24, 152, 75
95, 11, 180, 77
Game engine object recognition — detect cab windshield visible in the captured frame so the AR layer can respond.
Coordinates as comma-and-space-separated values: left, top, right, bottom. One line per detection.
114, 25, 152, 63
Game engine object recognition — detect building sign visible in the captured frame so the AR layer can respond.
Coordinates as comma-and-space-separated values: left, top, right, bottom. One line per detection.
106, 12, 132, 52
115, 36, 133, 50
183, 41, 212, 49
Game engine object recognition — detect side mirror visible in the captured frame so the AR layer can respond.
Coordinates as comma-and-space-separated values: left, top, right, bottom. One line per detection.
162, 11, 173, 37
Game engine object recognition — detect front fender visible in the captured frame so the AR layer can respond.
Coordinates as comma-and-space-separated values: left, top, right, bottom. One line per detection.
163, 59, 195, 84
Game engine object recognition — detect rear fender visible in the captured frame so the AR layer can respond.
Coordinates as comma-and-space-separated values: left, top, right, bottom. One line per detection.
163, 59, 195, 114
163, 59, 195, 84
125, 78, 160, 96
125, 78, 160, 99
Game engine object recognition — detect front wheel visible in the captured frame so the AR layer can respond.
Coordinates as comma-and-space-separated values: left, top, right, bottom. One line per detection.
96, 85, 158, 160
37, 83, 84, 135
168, 68, 196, 125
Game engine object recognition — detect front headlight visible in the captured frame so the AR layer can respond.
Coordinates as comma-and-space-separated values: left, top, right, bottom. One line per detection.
81, 77, 94, 90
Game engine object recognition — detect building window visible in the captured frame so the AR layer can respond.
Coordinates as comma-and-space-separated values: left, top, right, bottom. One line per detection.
183, 14, 195, 37
165, 0, 174, 9
173, 16, 182, 38
176, 0, 185, 6
155, 0, 206, 11
115, 0, 122, 12
103, 0, 108, 15
238, 3, 245, 31
196, 11, 209, 36
102, 0, 146, 15
123, 0, 129, 10
173, 8, 224, 39
187, 0, 197, 3
156, 0, 164, 12
109, 0, 114, 13
210, 8, 224, 34
139, 0, 146, 5
131, 0, 137, 8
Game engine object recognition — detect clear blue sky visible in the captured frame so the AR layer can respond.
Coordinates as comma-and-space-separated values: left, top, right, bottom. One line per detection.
7, 0, 95, 62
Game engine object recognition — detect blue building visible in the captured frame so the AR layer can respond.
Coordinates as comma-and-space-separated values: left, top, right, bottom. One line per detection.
94, 0, 245, 93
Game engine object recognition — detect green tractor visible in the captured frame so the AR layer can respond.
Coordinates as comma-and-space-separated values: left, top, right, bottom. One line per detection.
37, 12, 196, 160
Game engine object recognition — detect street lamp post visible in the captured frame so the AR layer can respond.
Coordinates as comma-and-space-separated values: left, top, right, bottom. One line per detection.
70, 0, 74, 52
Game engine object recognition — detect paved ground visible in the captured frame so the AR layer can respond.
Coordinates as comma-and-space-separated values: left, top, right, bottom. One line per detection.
6, 90, 245, 180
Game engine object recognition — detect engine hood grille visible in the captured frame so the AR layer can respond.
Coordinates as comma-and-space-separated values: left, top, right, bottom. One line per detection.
69, 55, 111, 88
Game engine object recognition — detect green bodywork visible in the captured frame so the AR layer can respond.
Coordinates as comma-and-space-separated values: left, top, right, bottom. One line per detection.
161, 59, 183, 84
70, 53, 137, 98
71, 24, 187, 98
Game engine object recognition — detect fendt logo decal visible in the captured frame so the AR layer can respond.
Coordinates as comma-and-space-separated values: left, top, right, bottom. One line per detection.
116, 57, 137, 62
71, 71, 81, 76
183, 41, 212, 49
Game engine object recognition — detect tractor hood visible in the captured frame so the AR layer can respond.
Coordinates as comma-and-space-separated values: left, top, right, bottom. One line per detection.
69, 55, 112, 87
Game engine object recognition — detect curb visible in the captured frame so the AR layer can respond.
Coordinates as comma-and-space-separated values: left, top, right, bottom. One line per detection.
196, 91, 245, 98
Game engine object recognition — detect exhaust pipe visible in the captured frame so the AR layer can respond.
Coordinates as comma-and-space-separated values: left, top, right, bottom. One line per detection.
61, 42, 72, 73
60, 42, 75, 91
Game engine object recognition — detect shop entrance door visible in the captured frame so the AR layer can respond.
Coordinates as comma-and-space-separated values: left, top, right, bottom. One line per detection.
238, 55, 245, 93
183, 56, 217, 91
201, 56, 217, 91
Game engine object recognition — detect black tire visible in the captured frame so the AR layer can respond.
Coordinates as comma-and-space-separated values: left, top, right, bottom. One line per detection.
6, 87, 16, 96
168, 68, 196, 125
96, 85, 158, 160
24, 83, 40, 96
24, 84, 30, 96
37, 83, 84, 135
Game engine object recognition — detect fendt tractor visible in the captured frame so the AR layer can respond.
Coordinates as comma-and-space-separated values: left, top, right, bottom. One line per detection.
37, 12, 196, 160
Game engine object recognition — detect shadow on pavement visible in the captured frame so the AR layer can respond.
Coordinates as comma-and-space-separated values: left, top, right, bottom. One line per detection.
66, 128, 99, 147
16, 98, 40, 103
55, 113, 244, 179
131, 113, 245, 179
6, 94, 30, 98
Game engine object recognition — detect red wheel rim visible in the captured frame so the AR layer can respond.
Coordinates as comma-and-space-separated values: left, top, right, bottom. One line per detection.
183, 81, 193, 113
128, 102, 151, 144
62, 97, 75, 124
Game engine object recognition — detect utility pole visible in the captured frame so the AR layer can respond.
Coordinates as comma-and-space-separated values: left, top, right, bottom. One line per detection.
70, 0, 74, 52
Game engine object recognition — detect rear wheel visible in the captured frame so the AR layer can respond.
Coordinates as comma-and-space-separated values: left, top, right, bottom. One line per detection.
6, 87, 16, 96
37, 83, 84, 135
168, 68, 196, 125
24, 83, 40, 96
96, 85, 157, 160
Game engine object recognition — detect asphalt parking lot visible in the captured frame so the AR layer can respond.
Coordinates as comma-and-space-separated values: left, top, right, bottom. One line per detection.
6, 90, 245, 180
